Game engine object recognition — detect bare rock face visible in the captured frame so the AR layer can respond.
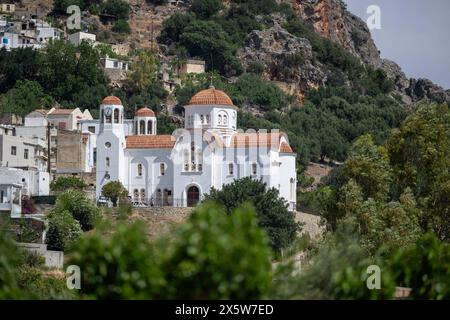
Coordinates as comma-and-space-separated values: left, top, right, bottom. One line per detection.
407, 79, 450, 105
237, 15, 326, 102
289, 0, 382, 67
287, 0, 449, 105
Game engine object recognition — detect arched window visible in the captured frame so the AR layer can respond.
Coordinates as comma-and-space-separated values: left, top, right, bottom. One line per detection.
228, 163, 234, 175
183, 150, 189, 171
200, 115, 204, 124
206, 115, 210, 124
113, 108, 119, 123
197, 149, 203, 172
133, 189, 139, 201
218, 115, 222, 125
139, 120, 145, 135
252, 162, 257, 175
105, 111, 112, 124
147, 120, 152, 134
140, 189, 146, 201
223, 114, 228, 125
106, 157, 110, 167
137, 164, 143, 177
160, 163, 165, 176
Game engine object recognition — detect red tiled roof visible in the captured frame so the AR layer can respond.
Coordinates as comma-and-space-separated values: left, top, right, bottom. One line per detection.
135, 107, 155, 117
280, 142, 294, 153
48, 109, 75, 115
102, 96, 122, 105
126, 135, 176, 149
188, 88, 234, 107
230, 132, 288, 148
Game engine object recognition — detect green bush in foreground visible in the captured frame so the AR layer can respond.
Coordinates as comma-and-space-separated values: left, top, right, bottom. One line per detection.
46, 210, 82, 251
69, 202, 272, 299
54, 190, 101, 231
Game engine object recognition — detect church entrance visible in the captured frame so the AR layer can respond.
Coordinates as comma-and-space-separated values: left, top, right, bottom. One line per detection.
187, 186, 200, 207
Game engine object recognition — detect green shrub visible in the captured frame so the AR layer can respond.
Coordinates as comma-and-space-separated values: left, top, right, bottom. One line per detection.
100, 0, 130, 19
69, 221, 164, 299
159, 202, 272, 299
191, 0, 224, 19
16, 266, 76, 299
69, 202, 272, 299
204, 177, 300, 252
50, 176, 87, 192
46, 210, 82, 251
112, 19, 131, 34
101, 181, 128, 207
54, 190, 101, 231
389, 233, 450, 299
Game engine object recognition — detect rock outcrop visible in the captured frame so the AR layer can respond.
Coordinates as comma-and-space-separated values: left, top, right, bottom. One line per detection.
237, 15, 326, 103
287, 0, 449, 104
289, 0, 382, 67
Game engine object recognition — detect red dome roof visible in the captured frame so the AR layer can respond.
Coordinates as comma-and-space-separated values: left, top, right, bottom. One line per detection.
188, 87, 234, 107
135, 107, 155, 117
102, 96, 122, 105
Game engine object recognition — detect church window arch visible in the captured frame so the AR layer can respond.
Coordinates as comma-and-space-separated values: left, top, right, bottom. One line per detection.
137, 163, 143, 177
252, 162, 257, 175
114, 108, 119, 123
147, 120, 153, 134
139, 120, 145, 135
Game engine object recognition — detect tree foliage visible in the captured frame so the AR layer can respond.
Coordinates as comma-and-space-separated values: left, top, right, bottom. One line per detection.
53, 190, 101, 231
50, 176, 87, 192
101, 181, 128, 207
46, 210, 83, 251
69, 202, 272, 299
204, 177, 300, 251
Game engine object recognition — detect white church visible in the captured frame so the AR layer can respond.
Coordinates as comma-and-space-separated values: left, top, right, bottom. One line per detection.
95, 87, 297, 210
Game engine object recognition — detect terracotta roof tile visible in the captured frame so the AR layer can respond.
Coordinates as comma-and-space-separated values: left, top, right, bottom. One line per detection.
48, 109, 75, 115
280, 142, 294, 153
102, 96, 122, 105
135, 107, 155, 117
126, 135, 176, 149
230, 132, 286, 148
188, 87, 234, 107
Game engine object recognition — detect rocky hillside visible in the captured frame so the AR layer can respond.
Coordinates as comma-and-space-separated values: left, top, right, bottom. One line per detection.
8, 0, 450, 106
285, 0, 449, 105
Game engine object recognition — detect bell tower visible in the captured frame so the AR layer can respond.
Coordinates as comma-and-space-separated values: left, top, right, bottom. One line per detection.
96, 96, 127, 198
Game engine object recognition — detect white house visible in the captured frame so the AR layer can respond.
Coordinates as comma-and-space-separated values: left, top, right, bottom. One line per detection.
101, 56, 129, 71
0, 125, 48, 172
68, 31, 96, 46
95, 88, 297, 210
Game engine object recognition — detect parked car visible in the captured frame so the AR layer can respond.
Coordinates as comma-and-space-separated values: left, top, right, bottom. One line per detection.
132, 201, 148, 208
98, 196, 112, 207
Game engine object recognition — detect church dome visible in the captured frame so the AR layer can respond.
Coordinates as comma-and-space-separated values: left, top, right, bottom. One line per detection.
135, 107, 155, 117
102, 96, 122, 105
188, 87, 234, 107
